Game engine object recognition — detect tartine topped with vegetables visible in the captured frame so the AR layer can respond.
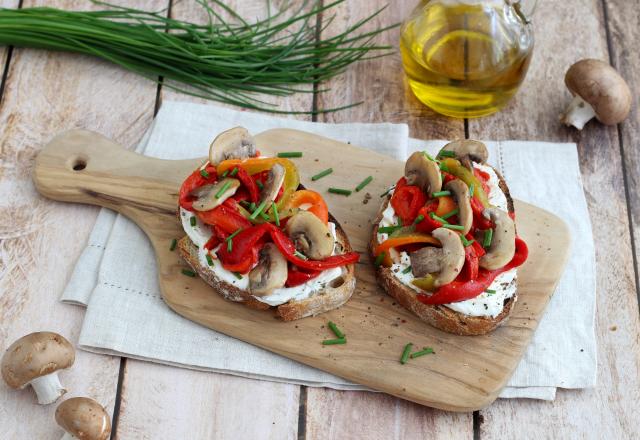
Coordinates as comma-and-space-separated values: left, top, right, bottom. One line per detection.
177, 127, 359, 321
371, 140, 528, 335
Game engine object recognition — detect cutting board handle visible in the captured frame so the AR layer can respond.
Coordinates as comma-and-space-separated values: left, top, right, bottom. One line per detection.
33, 129, 196, 219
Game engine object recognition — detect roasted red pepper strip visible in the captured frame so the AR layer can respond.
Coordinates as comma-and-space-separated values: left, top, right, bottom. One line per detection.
470, 196, 493, 230
286, 267, 321, 287
473, 168, 491, 196
417, 237, 528, 305
391, 185, 427, 225
179, 165, 218, 211
414, 200, 442, 233
196, 203, 252, 234
216, 224, 267, 272
236, 166, 259, 203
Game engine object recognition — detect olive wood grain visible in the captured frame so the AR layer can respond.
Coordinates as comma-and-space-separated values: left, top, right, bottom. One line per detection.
33, 128, 570, 411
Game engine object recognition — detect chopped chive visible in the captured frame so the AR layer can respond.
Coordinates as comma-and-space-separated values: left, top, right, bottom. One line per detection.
190, 216, 196, 227
200, 169, 210, 178
439, 162, 449, 172
423, 151, 435, 161
328, 187, 352, 196
206, 254, 214, 266
181, 268, 196, 277
460, 235, 475, 247
402, 265, 412, 274
486, 289, 496, 294
311, 168, 333, 181
294, 250, 308, 260
328, 321, 345, 339
413, 214, 425, 225
469, 184, 474, 197
169, 238, 177, 251
380, 186, 394, 198
400, 343, 413, 365
222, 169, 229, 177
215, 180, 233, 198
271, 202, 280, 226
355, 175, 373, 192
230, 167, 239, 177
322, 337, 346, 345
249, 200, 268, 220
249, 202, 256, 212
256, 180, 264, 190
441, 208, 459, 220
438, 150, 456, 158
277, 151, 302, 158
432, 190, 451, 197
233, 272, 243, 280
378, 225, 400, 234
429, 212, 449, 225
483, 228, 493, 248
226, 228, 243, 252
410, 347, 435, 358
443, 224, 465, 231
259, 211, 270, 221
374, 252, 386, 267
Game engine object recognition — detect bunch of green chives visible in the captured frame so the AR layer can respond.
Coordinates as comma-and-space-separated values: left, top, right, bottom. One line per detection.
0, 0, 396, 113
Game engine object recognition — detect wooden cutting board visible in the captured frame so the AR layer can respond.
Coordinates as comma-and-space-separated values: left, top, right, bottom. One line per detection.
33, 128, 570, 412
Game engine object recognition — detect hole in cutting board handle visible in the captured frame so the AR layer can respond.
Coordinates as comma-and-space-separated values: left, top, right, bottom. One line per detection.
68, 155, 88, 171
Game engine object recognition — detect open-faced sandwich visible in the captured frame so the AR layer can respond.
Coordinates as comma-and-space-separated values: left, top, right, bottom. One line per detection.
177, 127, 359, 321
371, 140, 528, 335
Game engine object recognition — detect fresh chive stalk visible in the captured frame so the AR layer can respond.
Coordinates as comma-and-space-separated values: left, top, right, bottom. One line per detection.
222, 170, 229, 178
486, 289, 496, 294
328, 321, 345, 339
181, 269, 196, 277
0, 2, 397, 114
483, 228, 494, 248
226, 228, 243, 252
230, 167, 239, 177
432, 190, 451, 197
277, 152, 303, 158
233, 272, 243, 280
402, 265, 412, 274
206, 254, 214, 266
311, 168, 333, 181
249, 200, 268, 220
380, 187, 393, 198
443, 224, 465, 231
215, 180, 232, 198
256, 181, 264, 190
328, 187, 352, 196
374, 252, 386, 267
322, 338, 346, 345
441, 208, 459, 220
294, 250, 308, 260
413, 214, 425, 225
460, 235, 474, 247
410, 347, 435, 358
355, 176, 373, 192
400, 343, 413, 365
429, 212, 449, 225
272, 202, 280, 226
378, 226, 400, 234
200, 169, 210, 179
190, 216, 197, 227
169, 238, 177, 251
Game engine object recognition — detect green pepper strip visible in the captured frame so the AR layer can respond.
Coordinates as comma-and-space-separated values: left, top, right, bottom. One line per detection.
441, 158, 490, 207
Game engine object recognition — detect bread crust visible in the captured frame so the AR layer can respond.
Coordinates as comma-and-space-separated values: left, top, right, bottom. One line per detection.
178, 214, 356, 321
371, 165, 517, 336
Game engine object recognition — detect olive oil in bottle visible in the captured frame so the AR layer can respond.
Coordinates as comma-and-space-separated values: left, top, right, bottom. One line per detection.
400, 0, 534, 118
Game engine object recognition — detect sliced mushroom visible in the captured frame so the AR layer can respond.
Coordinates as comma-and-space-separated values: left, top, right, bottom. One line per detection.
249, 243, 288, 296
439, 139, 488, 170
209, 126, 256, 165
259, 163, 285, 205
480, 207, 516, 270
409, 228, 465, 287
191, 178, 240, 211
404, 151, 442, 194
444, 179, 472, 235
286, 211, 333, 260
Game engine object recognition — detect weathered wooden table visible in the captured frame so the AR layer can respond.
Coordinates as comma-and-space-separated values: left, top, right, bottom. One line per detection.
1, 1, 638, 439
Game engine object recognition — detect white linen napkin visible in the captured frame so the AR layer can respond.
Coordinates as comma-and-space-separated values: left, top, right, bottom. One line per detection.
61, 101, 596, 400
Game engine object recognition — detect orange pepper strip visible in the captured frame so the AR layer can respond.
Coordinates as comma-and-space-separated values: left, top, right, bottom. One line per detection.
435, 196, 456, 217
284, 190, 329, 224
374, 234, 441, 258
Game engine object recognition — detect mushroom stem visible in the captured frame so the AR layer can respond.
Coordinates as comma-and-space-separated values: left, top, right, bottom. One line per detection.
560, 95, 597, 130
30, 372, 66, 404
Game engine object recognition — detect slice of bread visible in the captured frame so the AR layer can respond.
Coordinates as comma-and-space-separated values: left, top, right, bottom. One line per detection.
371, 166, 516, 336
178, 213, 356, 321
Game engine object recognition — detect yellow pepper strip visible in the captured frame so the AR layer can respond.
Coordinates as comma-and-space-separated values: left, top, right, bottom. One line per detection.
435, 195, 456, 217
217, 157, 300, 209
412, 274, 436, 292
441, 158, 490, 207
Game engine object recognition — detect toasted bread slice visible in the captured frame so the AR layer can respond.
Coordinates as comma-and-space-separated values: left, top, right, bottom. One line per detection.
371, 166, 516, 336
178, 214, 356, 321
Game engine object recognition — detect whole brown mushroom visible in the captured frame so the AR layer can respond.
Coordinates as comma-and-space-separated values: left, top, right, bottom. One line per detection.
56, 397, 112, 440
560, 59, 632, 130
1, 331, 75, 404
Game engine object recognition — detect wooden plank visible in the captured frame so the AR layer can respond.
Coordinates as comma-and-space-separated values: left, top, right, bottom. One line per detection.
468, 0, 640, 438
0, 0, 164, 438
604, 0, 640, 293
307, 0, 470, 437
115, 1, 312, 438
